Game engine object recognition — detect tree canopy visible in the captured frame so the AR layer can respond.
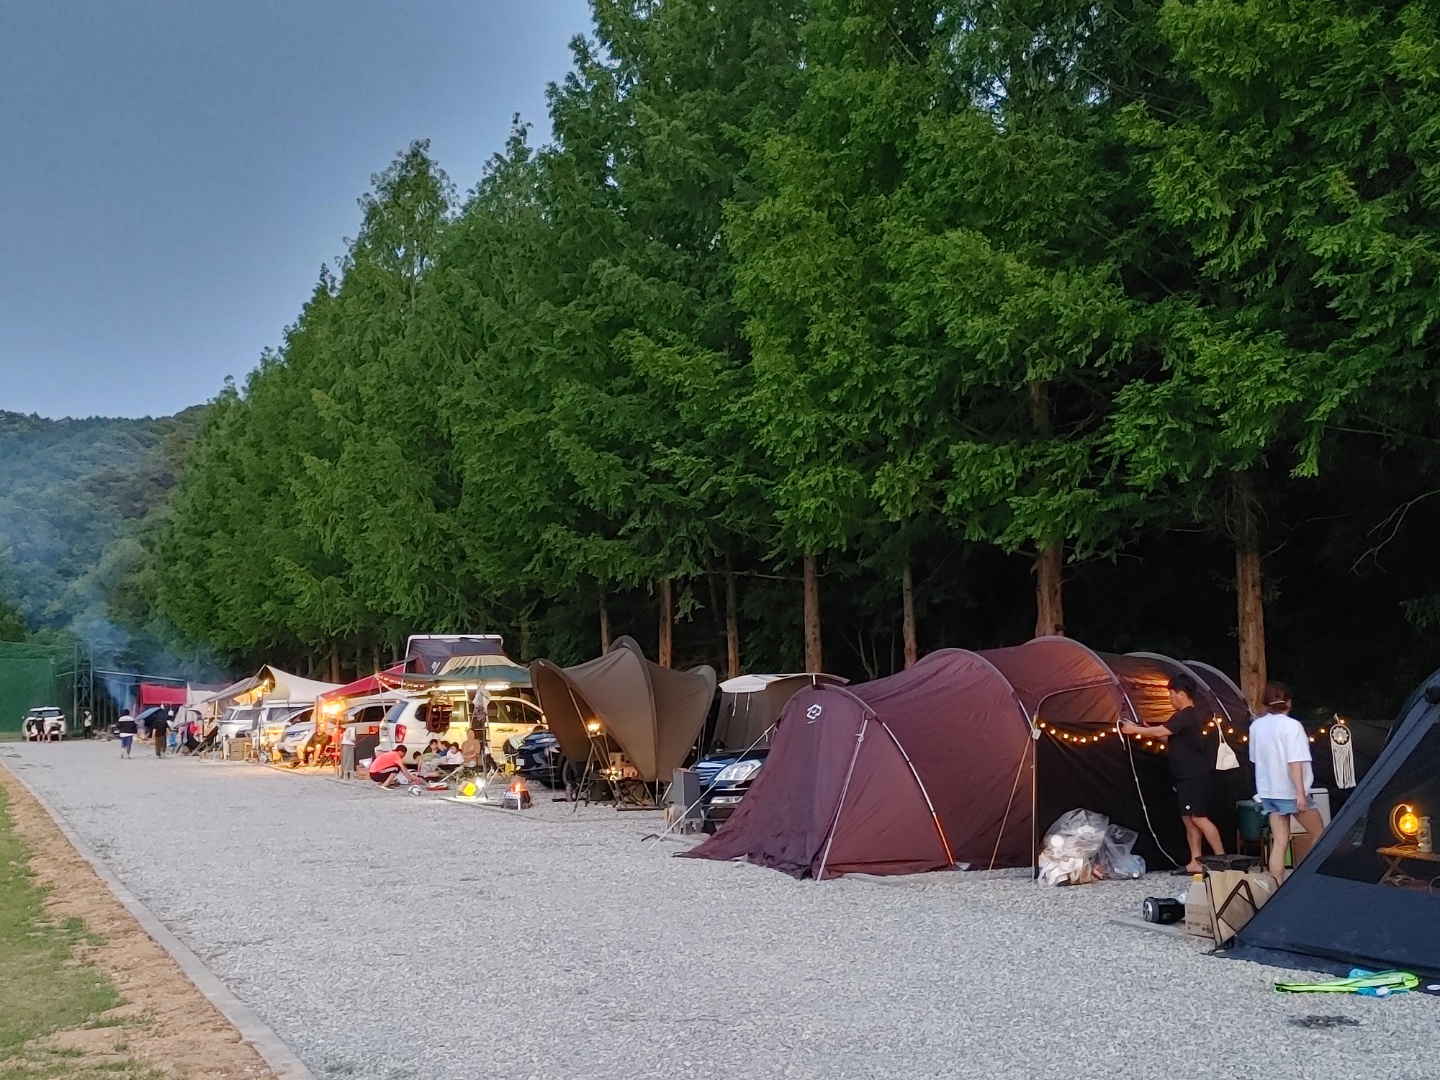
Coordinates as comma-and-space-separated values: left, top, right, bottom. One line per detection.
147, 0, 1440, 716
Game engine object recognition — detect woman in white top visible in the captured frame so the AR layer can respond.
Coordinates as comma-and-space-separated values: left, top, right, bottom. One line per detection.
1248, 681, 1325, 881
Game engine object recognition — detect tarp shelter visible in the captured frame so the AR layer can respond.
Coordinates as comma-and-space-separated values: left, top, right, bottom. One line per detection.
139, 683, 187, 707
685, 638, 1250, 878
712, 673, 848, 752
530, 636, 717, 782
197, 667, 341, 714
1233, 669, 1440, 977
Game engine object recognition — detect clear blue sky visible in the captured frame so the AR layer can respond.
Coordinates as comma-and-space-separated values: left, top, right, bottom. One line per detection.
0, 0, 592, 420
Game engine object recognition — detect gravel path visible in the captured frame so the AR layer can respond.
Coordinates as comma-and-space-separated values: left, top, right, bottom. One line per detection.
4, 740, 1432, 1080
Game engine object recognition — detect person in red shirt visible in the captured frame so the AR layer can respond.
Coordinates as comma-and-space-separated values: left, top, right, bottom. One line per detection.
368, 745, 416, 788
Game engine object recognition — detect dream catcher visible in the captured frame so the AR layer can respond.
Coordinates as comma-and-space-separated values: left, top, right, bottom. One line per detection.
1329, 715, 1355, 790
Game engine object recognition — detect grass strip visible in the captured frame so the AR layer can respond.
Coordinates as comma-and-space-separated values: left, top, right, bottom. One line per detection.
0, 783, 165, 1079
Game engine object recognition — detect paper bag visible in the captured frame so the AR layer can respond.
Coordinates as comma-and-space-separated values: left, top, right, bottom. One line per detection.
1207, 868, 1277, 944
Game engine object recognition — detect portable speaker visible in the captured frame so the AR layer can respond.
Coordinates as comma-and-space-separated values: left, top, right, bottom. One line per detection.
1142, 897, 1185, 924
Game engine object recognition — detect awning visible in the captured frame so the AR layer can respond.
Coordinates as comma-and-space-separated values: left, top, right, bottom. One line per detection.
317, 664, 409, 704
139, 683, 187, 706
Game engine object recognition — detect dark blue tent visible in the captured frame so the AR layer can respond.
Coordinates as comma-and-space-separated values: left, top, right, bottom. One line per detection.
1234, 667, 1440, 976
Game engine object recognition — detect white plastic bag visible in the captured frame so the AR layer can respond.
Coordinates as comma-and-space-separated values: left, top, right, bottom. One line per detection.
1095, 823, 1146, 879
1037, 809, 1110, 885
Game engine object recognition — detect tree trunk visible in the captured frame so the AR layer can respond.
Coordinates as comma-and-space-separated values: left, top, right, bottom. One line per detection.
902, 559, 919, 668
803, 554, 823, 672
599, 588, 611, 653
328, 641, 340, 684
1034, 544, 1065, 637
724, 558, 741, 679
1233, 471, 1267, 714
1028, 380, 1065, 637
658, 578, 673, 668
371, 642, 380, 675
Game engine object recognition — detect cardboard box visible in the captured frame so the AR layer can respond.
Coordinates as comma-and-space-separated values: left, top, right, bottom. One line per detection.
1184, 878, 1214, 938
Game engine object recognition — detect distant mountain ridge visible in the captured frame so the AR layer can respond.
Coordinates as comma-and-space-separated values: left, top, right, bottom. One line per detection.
0, 406, 207, 667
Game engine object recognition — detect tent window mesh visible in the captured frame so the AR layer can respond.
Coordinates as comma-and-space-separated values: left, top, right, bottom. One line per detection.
1317, 723, 1440, 893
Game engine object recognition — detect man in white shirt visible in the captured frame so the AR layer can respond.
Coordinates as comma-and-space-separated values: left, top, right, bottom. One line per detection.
1249, 681, 1325, 881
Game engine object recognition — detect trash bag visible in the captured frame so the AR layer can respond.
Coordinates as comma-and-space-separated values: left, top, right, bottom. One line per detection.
1037, 809, 1111, 886
1095, 823, 1146, 880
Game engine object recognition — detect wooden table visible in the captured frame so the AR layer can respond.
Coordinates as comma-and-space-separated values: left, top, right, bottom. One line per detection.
1377, 844, 1440, 886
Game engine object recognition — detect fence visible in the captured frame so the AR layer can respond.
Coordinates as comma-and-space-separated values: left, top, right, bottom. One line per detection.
0, 641, 72, 736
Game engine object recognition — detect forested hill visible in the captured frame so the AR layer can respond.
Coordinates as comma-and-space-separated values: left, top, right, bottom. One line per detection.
0, 408, 206, 669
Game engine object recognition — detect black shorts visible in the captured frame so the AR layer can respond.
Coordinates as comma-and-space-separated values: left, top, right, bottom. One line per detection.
370, 768, 399, 784
1175, 776, 1213, 818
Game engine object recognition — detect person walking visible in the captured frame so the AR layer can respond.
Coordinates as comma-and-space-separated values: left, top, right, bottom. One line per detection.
81, 710, 93, 739
1121, 672, 1226, 873
1249, 681, 1325, 881
148, 710, 169, 758
116, 710, 137, 758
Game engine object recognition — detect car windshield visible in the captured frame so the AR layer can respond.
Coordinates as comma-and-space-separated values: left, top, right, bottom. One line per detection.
382, 701, 410, 726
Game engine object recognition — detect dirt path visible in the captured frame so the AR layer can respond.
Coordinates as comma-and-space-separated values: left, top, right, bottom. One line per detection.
0, 764, 275, 1079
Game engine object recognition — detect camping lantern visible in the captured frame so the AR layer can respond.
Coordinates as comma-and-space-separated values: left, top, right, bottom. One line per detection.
1390, 803, 1422, 844
585, 720, 602, 735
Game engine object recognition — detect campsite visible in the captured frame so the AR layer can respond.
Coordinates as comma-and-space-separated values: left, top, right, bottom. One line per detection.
10, 0, 1440, 1076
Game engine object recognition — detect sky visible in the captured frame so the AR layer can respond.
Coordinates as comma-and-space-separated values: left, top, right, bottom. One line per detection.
0, 0, 592, 420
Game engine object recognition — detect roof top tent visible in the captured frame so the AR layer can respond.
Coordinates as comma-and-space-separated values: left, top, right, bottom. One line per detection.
711, 673, 849, 753
404, 635, 506, 674
683, 638, 1250, 878
530, 636, 717, 783
1232, 668, 1440, 978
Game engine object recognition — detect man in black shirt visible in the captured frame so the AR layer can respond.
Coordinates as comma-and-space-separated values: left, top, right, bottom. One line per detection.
1121, 673, 1225, 873
148, 711, 170, 758
116, 711, 138, 758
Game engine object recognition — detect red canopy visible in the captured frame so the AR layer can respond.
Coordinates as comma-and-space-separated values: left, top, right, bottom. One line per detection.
139, 683, 187, 706
317, 664, 408, 704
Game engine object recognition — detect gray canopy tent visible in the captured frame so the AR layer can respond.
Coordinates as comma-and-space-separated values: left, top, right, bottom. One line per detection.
711, 673, 848, 752
530, 636, 717, 782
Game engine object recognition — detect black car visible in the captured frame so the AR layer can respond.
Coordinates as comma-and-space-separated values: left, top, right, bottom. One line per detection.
695, 748, 769, 829
514, 729, 564, 787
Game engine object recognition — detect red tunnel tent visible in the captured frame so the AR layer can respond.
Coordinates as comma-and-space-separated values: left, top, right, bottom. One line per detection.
683, 637, 1252, 878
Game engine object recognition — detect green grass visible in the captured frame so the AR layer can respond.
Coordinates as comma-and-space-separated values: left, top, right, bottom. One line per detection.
0, 785, 167, 1079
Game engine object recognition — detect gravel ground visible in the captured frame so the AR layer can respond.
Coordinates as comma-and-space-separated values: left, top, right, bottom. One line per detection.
4, 740, 1434, 1080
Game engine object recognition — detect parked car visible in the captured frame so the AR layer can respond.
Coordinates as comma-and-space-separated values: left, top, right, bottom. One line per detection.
216, 705, 259, 743
257, 704, 311, 760
274, 720, 315, 764
378, 697, 471, 764
23, 707, 65, 741
696, 748, 769, 829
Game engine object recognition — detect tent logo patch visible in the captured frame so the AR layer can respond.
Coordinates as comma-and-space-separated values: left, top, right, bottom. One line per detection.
806, 704, 823, 721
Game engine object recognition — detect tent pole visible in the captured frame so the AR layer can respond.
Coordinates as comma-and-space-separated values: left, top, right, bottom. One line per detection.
875, 719, 953, 868
816, 714, 869, 881
1031, 719, 1038, 882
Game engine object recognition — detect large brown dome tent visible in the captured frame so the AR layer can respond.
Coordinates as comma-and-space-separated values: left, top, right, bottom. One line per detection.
530, 636, 717, 783
683, 637, 1250, 878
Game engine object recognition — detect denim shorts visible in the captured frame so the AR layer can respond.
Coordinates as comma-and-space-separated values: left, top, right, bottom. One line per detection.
1260, 798, 1297, 816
